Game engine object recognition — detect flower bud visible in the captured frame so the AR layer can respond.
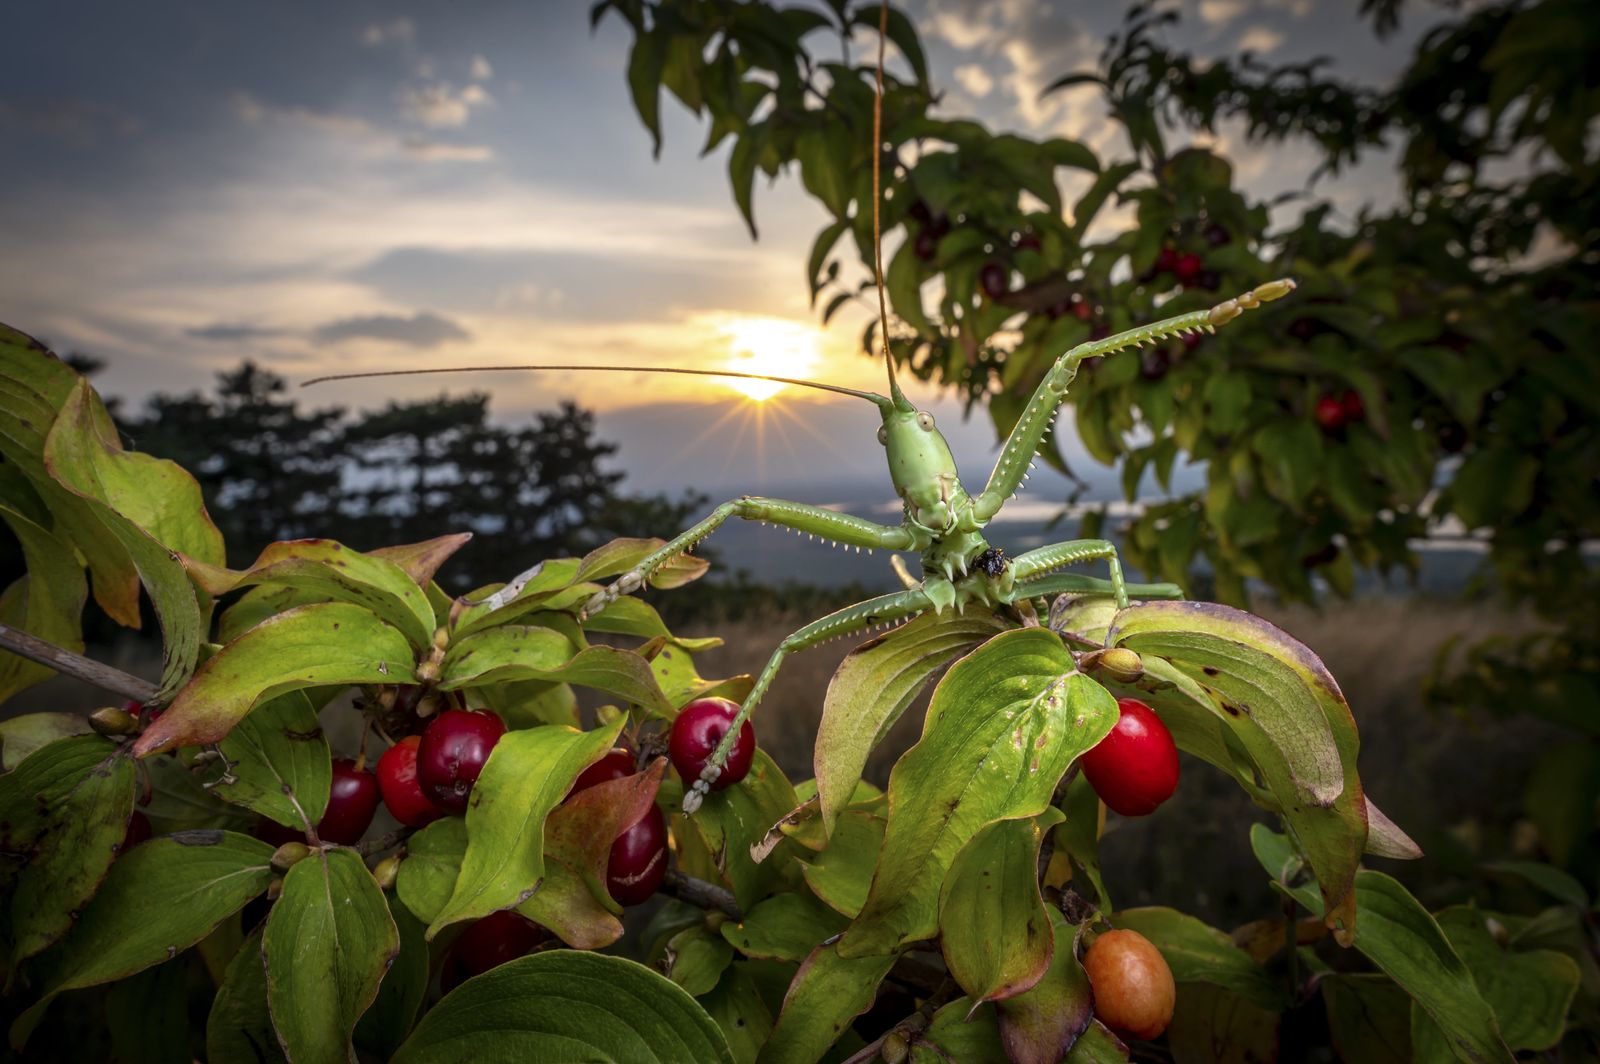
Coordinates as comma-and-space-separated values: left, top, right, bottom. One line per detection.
270, 841, 311, 872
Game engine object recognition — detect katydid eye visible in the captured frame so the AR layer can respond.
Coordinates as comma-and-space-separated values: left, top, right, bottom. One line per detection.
877, 426, 889, 445
917, 412, 935, 431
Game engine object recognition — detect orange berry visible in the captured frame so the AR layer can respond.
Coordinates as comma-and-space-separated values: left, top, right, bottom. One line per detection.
1083, 929, 1175, 1040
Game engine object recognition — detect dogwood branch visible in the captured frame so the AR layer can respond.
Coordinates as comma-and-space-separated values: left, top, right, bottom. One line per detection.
0, 624, 159, 703
661, 870, 744, 921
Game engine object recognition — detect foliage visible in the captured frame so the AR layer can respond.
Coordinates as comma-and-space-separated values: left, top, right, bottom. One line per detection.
1, 327, 1590, 1061
598, 0, 1597, 716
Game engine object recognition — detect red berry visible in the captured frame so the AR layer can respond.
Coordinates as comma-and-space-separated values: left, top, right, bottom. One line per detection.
1072, 298, 1094, 322
606, 805, 668, 906
907, 198, 932, 225
913, 231, 937, 261
1081, 698, 1179, 817
418, 709, 506, 814
1154, 246, 1180, 273
927, 213, 951, 239
318, 759, 380, 844
254, 817, 302, 847
1138, 349, 1171, 381
1203, 222, 1232, 248
669, 698, 755, 791
1173, 253, 1203, 285
1013, 230, 1042, 252
120, 811, 151, 852
1340, 388, 1365, 424
979, 261, 1009, 300
440, 909, 547, 993
376, 736, 442, 828
1314, 394, 1347, 433
569, 748, 636, 797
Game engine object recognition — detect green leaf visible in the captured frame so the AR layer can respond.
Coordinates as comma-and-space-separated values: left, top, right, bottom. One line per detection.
0, 505, 86, 702
105, 959, 192, 1064
627, 30, 666, 158
1112, 907, 1285, 1010
850, 4, 929, 86
675, 749, 797, 908
43, 381, 214, 697
719, 892, 847, 963
1481, 861, 1588, 908
441, 630, 671, 715
207, 927, 287, 1064
1347, 871, 1514, 1064
666, 924, 735, 997
428, 720, 624, 935
1110, 601, 1366, 940
185, 539, 437, 651
391, 951, 735, 1063
0, 713, 90, 771
544, 758, 665, 911
395, 817, 467, 925
0, 734, 136, 969
700, 965, 773, 1064
840, 629, 1117, 957
815, 611, 1005, 837
650, 639, 752, 712
1322, 974, 1410, 1064
761, 943, 897, 1064
808, 219, 848, 301
1065, 1019, 1129, 1062
799, 809, 884, 919
1433, 906, 1580, 1052
368, 532, 473, 588
1052, 772, 1111, 912
10, 831, 275, 1049
1070, 162, 1139, 238
940, 810, 1063, 1005
264, 848, 399, 1064
797, 125, 851, 219
996, 910, 1094, 1064
886, 233, 934, 336
354, 899, 430, 1059
728, 125, 765, 240
211, 690, 331, 831
1165, 983, 1281, 1064
913, 998, 1008, 1063
136, 602, 417, 754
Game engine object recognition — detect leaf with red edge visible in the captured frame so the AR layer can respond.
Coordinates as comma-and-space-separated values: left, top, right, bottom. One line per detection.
544, 757, 665, 910
997, 910, 1095, 1064
369, 532, 474, 587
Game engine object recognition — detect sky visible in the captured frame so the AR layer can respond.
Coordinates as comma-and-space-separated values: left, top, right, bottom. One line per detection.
0, 0, 1440, 498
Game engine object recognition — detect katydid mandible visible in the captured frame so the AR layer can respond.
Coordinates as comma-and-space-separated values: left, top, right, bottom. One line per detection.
304, 277, 1295, 812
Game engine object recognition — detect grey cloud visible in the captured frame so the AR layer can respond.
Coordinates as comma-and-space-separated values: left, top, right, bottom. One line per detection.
186, 323, 286, 342
312, 311, 470, 347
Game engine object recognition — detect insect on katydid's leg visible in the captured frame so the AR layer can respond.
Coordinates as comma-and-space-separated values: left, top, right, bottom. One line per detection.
682, 587, 933, 814
1010, 572, 1184, 602
1009, 539, 1131, 609
971, 279, 1297, 522
580, 498, 918, 618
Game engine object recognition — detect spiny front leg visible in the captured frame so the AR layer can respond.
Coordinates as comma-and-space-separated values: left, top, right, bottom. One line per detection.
682, 587, 933, 813
971, 279, 1297, 522
581, 497, 919, 618
1011, 539, 1129, 609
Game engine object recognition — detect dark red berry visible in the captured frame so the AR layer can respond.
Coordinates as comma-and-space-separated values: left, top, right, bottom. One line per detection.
927, 213, 951, 239
1438, 421, 1467, 454
376, 736, 442, 828
1340, 389, 1365, 425
1288, 317, 1324, 341
669, 698, 755, 791
1013, 230, 1042, 252
1182, 332, 1205, 353
1301, 543, 1340, 569
1173, 253, 1203, 285
907, 198, 932, 225
254, 817, 302, 847
440, 909, 548, 993
1195, 268, 1221, 291
418, 710, 506, 814
1154, 246, 1180, 274
318, 759, 380, 845
1204, 222, 1231, 248
1139, 348, 1171, 381
1314, 394, 1347, 433
979, 262, 1009, 300
607, 805, 668, 906
1072, 298, 1095, 322
913, 231, 937, 261
570, 748, 636, 797
1081, 698, 1180, 817
121, 811, 151, 851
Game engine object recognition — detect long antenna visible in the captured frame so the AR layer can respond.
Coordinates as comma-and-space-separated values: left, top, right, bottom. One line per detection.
300, 363, 890, 405
871, 1, 906, 406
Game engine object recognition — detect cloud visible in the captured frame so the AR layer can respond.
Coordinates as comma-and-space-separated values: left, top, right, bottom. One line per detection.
362, 18, 415, 48
0, 98, 141, 145
185, 323, 286, 342
312, 311, 470, 348
953, 63, 994, 98
401, 136, 495, 162
1237, 26, 1287, 53
469, 55, 493, 81
401, 82, 492, 129
233, 93, 492, 163
1198, 0, 1248, 26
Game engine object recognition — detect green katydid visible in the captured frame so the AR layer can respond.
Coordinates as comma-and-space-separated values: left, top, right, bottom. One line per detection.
304, 276, 1294, 811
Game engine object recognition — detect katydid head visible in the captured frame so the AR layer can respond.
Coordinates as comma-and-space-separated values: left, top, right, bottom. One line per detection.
876, 401, 966, 532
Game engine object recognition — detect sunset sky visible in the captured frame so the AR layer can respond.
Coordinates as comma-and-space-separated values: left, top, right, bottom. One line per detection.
0, 1, 1438, 494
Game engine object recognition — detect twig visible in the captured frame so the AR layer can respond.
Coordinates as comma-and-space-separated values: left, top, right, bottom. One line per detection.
354, 826, 415, 857
662, 870, 743, 921
0, 624, 159, 703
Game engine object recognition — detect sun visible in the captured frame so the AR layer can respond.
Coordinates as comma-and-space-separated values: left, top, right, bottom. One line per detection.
712, 316, 825, 401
